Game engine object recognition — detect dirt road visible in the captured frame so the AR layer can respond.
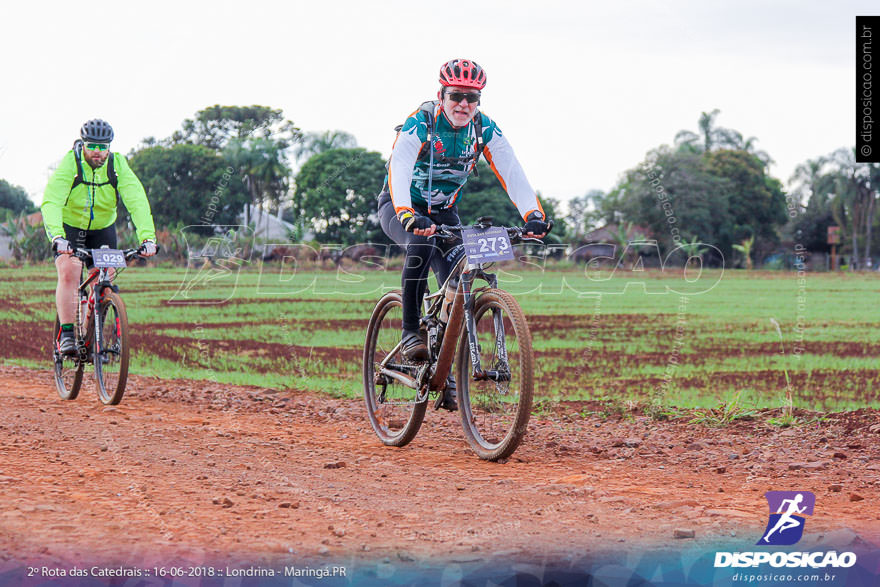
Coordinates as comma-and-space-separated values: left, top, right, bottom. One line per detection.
1, 364, 878, 573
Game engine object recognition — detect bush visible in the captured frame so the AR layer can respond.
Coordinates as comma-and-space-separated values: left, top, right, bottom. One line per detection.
1, 211, 49, 264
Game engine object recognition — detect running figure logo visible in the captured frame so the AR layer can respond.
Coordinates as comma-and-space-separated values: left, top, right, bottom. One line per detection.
758, 491, 816, 546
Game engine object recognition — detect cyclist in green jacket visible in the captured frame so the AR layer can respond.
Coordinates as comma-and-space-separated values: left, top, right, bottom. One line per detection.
42, 119, 157, 355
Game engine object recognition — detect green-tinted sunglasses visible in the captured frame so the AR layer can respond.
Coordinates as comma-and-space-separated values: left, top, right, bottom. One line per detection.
84, 142, 110, 152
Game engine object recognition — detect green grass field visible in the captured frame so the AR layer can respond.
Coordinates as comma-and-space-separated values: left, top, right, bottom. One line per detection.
2, 260, 878, 412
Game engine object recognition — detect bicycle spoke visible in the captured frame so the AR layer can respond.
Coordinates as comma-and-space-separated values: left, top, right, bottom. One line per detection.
53, 316, 83, 400
94, 292, 130, 405
363, 291, 426, 446
458, 289, 534, 460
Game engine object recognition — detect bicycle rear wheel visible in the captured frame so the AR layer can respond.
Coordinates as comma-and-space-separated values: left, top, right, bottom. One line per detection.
363, 290, 427, 447
53, 316, 83, 400
457, 289, 534, 461
94, 291, 130, 405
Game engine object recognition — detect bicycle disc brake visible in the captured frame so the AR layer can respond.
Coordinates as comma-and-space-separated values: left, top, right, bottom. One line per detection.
493, 361, 512, 394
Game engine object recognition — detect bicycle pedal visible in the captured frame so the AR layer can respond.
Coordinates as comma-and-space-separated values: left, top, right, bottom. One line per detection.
401, 355, 429, 366
433, 390, 458, 412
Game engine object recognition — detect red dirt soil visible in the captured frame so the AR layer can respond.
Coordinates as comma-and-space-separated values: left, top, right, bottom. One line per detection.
0, 364, 878, 570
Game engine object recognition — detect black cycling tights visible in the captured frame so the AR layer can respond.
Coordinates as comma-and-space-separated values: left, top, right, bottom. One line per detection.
377, 192, 461, 332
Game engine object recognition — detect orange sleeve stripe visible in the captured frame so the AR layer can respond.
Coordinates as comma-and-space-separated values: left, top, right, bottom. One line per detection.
484, 146, 543, 221
388, 146, 396, 205
449, 187, 463, 206
483, 146, 508, 191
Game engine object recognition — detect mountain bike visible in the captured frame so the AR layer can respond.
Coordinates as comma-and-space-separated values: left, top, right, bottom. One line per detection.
363, 218, 550, 461
53, 246, 148, 405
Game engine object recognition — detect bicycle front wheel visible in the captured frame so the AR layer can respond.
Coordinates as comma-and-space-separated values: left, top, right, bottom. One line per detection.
94, 291, 130, 405
457, 288, 534, 461
53, 316, 83, 400
363, 290, 426, 447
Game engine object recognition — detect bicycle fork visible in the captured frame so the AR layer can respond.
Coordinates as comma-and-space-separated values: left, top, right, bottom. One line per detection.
93, 283, 120, 365
460, 270, 511, 384
93, 286, 104, 364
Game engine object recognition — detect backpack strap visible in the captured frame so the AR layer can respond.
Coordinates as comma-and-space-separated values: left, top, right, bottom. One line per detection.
69, 139, 119, 201
471, 111, 484, 177
71, 140, 85, 192
415, 100, 438, 162
421, 101, 437, 214
70, 139, 119, 188
107, 152, 118, 190
107, 152, 119, 205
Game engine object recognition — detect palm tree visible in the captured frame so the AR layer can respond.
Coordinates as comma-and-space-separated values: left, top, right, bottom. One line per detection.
675, 109, 724, 153
825, 148, 880, 269
610, 221, 647, 268
674, 109, 771, 166
225, 137, 291, 232
293, 130, 357, 163
788, 157, 828, 211
740, 136, 774, 167
732, 236, 755, 270
680, 235, 709, 269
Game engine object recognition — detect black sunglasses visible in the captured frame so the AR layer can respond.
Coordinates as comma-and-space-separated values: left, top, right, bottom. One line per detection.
445, 91, 481, 104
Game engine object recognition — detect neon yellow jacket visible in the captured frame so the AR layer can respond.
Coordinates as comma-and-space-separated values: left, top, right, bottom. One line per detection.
41, 149, 156, 243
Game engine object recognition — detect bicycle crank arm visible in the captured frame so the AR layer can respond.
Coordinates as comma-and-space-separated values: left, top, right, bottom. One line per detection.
377, 368, 420, 390
377, 342, 405, 370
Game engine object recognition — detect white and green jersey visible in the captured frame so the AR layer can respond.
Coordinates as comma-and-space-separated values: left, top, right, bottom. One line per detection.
385, 102, 543, 220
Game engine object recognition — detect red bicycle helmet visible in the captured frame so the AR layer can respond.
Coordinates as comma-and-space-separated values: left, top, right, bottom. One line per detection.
439, 59, 487, 90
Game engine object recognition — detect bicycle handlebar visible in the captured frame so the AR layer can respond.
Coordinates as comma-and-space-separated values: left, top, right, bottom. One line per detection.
70, 245, 159, 263
431, 218, 554, 244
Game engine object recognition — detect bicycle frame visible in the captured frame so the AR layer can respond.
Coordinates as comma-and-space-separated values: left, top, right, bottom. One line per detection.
67, 248, 137, 360
375, 224, 527, 398
364, 218, 551, 459
427, 257, 508, 393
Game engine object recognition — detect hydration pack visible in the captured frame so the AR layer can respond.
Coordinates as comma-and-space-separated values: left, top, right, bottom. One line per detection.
394, 101, 485, 174
70, 139, 119, 203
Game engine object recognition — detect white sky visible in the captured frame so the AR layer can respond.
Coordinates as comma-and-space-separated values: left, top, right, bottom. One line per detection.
0, 1, 873, 209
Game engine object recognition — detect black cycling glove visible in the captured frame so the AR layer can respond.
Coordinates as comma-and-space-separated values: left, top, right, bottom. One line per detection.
398, 210, 433, 233
523, 211, 549, 235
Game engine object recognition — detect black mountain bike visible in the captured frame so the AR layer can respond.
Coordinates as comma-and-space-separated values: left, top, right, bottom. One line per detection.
53, 246, 148, 405
363, 218, 550, 461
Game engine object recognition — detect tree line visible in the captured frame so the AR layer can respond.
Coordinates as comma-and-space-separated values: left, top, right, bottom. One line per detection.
3, 105, 879, 267
566, 110, 880, 267
119, 105, 565, 247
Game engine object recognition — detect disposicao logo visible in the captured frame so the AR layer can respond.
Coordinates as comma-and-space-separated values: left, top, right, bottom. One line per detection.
714, 491, 858, 569
758, 491, 815, 546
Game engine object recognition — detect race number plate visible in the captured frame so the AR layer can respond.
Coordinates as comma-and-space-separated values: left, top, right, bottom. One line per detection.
92, 249, 127, 268
461, 227, 514, 263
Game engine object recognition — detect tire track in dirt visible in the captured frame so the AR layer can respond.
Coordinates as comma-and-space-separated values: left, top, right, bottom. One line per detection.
0, 364, 878, 569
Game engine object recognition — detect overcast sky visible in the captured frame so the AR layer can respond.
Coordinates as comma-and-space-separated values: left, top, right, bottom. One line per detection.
0, 1, 874, 210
